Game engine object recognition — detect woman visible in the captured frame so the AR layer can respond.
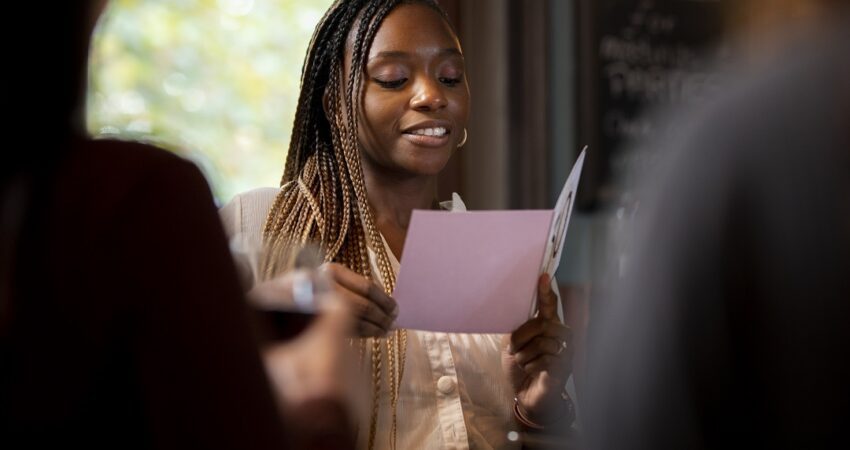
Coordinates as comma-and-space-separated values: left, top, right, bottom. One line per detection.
221, 0, 575, 448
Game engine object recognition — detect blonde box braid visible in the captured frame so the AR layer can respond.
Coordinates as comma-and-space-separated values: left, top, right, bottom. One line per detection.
262, 1, 449, 448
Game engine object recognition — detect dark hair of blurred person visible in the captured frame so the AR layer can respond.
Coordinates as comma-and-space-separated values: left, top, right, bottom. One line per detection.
0, 2, 347, 448
584, 6, 850, 450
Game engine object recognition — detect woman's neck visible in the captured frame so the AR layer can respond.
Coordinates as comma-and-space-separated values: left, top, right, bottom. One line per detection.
366, 172, 436, 228
361, 164, 437, 259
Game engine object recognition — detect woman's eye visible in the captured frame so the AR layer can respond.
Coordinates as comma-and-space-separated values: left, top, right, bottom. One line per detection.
374, 78, 407, 89
440, 77, 461, 86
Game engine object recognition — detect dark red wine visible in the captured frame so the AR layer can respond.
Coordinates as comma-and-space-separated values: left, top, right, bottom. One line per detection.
253, 308, 317, 342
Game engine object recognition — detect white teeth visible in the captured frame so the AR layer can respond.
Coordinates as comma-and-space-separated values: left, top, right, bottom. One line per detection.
410, 127, 447, 137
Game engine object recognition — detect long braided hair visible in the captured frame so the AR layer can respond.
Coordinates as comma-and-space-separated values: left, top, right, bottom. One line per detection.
263, 0, 450, 280
262, 1, 452, 448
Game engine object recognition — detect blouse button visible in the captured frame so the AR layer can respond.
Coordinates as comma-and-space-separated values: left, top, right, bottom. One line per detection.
437, 375, 456, 394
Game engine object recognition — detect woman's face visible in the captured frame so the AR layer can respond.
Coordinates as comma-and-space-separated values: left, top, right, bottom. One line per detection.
353, 3, 470, 178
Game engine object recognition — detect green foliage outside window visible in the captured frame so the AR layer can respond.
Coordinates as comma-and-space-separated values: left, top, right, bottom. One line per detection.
87, 0, 333, 204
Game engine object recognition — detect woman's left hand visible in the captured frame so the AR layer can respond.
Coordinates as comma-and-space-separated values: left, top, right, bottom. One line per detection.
502, 274, 573, 425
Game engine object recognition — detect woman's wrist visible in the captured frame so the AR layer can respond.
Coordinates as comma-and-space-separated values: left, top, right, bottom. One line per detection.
513, 391, 576, 430
514, 397, 547, 430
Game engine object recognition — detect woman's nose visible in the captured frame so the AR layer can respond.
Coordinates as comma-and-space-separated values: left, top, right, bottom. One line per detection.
410, 78, 448, 111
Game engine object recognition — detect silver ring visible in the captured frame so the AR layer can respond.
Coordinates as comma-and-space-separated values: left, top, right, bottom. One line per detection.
556, 339, 568, 355
291, 270, 314, 310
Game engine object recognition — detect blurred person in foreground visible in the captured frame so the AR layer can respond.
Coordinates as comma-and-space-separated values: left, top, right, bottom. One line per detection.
0, 1, 355, 448
584, 5, 850, 450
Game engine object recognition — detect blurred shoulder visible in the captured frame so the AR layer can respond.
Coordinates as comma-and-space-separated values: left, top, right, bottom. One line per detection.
219, 187, 280, 239
55, 139, 212, 221
225, 187, 281, 211
75, 138, 201, 183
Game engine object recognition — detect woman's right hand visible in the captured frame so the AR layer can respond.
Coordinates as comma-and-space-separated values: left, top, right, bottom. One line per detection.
318, 262, 398, 337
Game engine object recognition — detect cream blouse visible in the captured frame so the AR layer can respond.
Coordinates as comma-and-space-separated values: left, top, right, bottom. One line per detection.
220, 188, 571, 450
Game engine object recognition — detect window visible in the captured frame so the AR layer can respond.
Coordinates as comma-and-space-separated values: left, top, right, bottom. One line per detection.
87, 0, 333, 204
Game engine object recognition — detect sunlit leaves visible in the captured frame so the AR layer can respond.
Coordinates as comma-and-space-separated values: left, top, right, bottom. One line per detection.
87, 0, 333, 204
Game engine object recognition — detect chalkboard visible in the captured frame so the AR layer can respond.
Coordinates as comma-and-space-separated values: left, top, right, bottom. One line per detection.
576, 0, 729, 210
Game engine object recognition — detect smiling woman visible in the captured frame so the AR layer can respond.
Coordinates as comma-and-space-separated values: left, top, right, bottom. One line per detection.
220, 1, 577, 449
86, 0, 333, 204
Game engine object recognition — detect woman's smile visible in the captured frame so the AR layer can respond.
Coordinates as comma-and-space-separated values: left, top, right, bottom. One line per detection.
401, 121, 452, 147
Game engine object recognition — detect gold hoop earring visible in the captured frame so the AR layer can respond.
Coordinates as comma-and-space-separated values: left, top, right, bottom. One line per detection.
457, 128, 468, 148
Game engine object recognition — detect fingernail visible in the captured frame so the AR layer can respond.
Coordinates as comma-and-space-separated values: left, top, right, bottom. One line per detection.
391, 305, 399, 317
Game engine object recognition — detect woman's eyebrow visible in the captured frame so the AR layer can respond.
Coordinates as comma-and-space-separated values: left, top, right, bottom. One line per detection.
438, 48, 463, 58
368, 48, 463, 62
369, 50, 410, 61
